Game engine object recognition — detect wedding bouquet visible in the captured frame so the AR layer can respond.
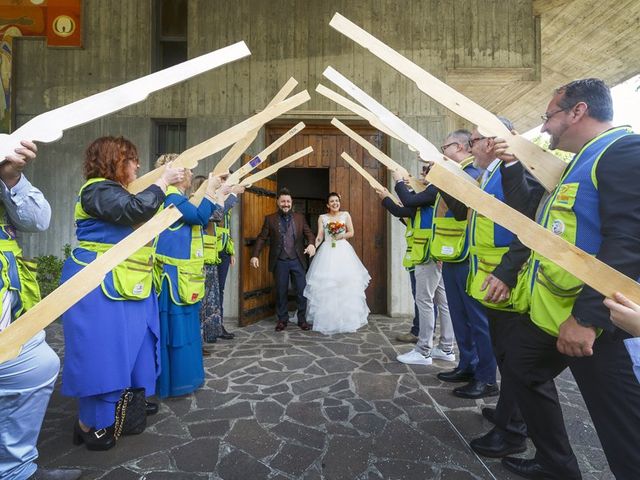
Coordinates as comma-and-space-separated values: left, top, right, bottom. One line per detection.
327, 221, 346, 248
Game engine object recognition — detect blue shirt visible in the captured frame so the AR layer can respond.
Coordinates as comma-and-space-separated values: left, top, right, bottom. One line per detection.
624, 337, 640, 384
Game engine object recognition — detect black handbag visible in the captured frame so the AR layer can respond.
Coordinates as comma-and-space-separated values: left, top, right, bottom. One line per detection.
114, 387, 147, 438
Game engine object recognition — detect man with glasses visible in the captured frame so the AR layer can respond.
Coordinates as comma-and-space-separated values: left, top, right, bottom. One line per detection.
431, 130, 498, 401
496, 79, 640, 479
440, 117, 548, 460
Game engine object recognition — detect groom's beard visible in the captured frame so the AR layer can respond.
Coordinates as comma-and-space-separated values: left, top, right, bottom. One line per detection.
278, 207, 291, 215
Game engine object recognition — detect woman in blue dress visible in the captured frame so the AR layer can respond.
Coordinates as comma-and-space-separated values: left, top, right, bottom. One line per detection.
61, 136, 185, 451
153, 155, 227, 398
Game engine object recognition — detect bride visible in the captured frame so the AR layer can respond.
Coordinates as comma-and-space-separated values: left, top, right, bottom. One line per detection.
304, 192, 370, 334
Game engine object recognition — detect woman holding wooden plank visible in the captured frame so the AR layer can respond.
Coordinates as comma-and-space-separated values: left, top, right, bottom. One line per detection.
153, 155, 227, 398
61, 137, 185, 451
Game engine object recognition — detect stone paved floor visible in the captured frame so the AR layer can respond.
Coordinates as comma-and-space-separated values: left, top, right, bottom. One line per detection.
39, 316, 613, 479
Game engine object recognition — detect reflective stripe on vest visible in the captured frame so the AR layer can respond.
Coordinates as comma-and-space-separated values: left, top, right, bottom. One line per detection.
0, 203, 41, 318
430, 158, 475, 263
155, 186, 206, 305
467, 161, 524, 311
402, 216, 415, 269
73, 178, 156, 301
528, 127, 633, 336
216, 211, 235, 255
410, 205, 434, 265
203, 231, 221, 265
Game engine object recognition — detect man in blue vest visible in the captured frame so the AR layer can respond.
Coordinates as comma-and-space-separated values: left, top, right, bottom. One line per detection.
440, 117, 547, 459
0, 141, 81, 479
499, 79, 640, 480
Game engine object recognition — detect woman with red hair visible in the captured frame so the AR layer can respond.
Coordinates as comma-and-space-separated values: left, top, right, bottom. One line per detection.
60, 136, 184, 451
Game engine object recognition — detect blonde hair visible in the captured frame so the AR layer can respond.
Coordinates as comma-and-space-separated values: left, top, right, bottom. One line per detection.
154, 153, 179, 169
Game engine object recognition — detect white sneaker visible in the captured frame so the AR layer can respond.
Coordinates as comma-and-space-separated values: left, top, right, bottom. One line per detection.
431, 346, 456, 362
396, 349, 433, 366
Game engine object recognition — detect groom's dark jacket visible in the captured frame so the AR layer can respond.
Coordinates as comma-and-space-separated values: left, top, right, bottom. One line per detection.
252, 211, 316, 272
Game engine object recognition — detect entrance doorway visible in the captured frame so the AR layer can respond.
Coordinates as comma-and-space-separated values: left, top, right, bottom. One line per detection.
239, 123, 388, 326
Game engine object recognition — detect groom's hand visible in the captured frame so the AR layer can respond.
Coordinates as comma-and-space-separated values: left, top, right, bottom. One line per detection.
250, 257, 259, 268
304, 244, 316, 257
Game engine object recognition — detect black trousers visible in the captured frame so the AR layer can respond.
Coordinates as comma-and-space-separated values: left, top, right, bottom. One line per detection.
504, 318, 640, 480
274, 258, 307, 323
485, 309, 529, 443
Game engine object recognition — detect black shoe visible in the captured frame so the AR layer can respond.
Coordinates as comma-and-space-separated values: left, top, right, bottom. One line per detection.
30, 468, 83, 480
298, 321, 311, 331
437, 368, 475, 383
203, 336, 217, 344
482, 407, 496, 425
145, 400, 159, 416
454, 380, 500, 399
72, 420, 115, 451
501, 457, 554, 479
221, 326, 235, 338
469, 428, 526, 458
275, 321, 287, 332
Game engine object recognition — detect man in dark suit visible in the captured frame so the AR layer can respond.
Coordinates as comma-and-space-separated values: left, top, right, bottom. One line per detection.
250, 188, 316, 331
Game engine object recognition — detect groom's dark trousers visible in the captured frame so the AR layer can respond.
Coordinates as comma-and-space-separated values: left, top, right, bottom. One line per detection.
274, 258, 307, 324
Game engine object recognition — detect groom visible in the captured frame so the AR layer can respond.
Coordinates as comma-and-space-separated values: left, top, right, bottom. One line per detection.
250, 188, 316, 331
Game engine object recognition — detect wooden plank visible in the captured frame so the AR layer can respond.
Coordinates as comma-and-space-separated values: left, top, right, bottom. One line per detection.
190, 122, 306, 206
0, 206, 182, 364
129, 91, 310, 194
426, 160, 640, 305
240, 147, 314, 187
323, 67, 476, 184
316, 84, 403, 142
329, 12, 567, 192
227, 122, 306, 184
0, 42, 251, 161
340, 152, 401, 206
331, 117, 426, 193
213, 77, 298, 175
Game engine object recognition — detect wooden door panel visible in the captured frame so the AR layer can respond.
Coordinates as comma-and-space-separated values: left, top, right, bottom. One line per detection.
239, 174, 277, 326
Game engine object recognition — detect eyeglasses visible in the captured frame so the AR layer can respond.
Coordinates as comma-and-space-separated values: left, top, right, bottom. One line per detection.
440, 142, 459, 153
540, 107, 568, 123
468, 136, 494, 148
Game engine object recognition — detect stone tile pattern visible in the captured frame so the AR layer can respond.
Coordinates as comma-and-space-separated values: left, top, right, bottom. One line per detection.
38, 316, 613, 479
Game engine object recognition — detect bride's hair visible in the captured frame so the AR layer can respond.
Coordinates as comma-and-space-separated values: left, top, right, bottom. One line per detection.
326, 192, 341, 203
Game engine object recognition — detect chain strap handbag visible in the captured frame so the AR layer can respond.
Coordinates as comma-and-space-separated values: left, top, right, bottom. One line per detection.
114, 387, 147, 438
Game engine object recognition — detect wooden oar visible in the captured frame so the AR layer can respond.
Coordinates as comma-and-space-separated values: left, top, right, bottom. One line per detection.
329, 12, 566, 192
426, 160, 640, 305
0, 42, 251, 161
190, 122, 306, 205
240, 146, 314, 187
128, 92, 310, 194
340, 152, 401, 206
0, 206, 183, 364
330, 117, 425, 193
213, 77, 299, 175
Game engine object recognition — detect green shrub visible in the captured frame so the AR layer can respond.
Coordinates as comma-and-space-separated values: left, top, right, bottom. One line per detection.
35, 244, 71, 298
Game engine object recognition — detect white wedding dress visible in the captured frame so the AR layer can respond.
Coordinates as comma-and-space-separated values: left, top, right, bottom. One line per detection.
304, 212, 371, 334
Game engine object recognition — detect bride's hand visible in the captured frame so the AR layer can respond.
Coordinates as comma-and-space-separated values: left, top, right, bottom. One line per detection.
304, 244, 316, 257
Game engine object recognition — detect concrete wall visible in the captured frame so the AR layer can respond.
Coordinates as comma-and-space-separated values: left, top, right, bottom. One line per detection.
13, 0, 538, 318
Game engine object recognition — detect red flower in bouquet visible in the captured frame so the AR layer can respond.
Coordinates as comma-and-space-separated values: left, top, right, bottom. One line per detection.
327, 221, 346, 247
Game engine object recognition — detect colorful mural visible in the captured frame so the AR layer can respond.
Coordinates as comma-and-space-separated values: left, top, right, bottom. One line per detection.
0, 0, 81, 132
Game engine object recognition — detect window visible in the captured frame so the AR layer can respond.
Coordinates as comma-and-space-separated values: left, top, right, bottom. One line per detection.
152, 119, 187, 168
154, 0, 187, 71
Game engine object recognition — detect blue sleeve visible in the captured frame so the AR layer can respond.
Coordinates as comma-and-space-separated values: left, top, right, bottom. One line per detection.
0, 174, 51, 232
382, 196, 415, 218
166, 193, 217, 227
223, 194, 238, 214
394, 181, 438, 208
624, 337, 640, 385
